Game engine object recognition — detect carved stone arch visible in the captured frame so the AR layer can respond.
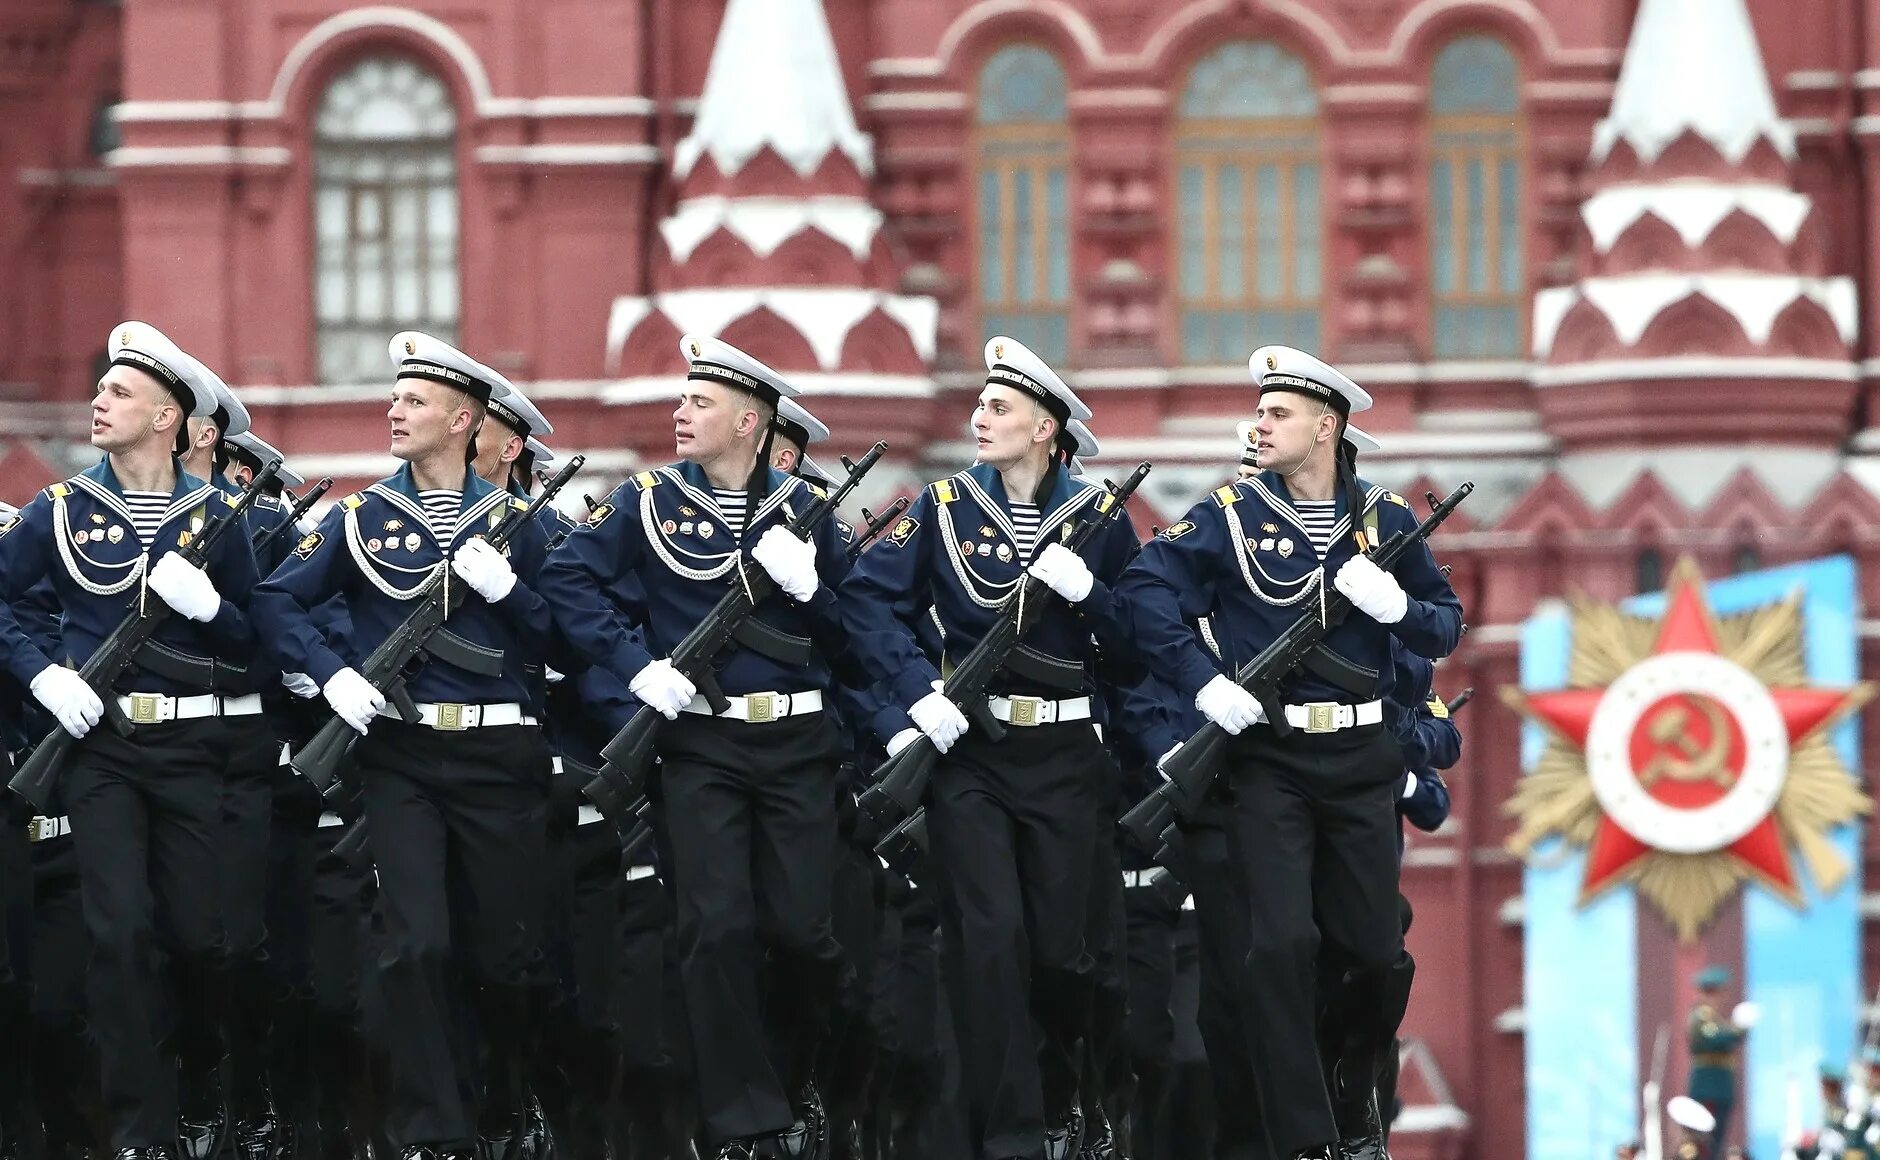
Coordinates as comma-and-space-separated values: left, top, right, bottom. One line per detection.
1631, 293, 1755, 358
717, 307, 820, 373
838, 309, 926, 374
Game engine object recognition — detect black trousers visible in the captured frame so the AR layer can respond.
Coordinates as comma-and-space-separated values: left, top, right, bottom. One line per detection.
657, 711, 843, 1146
263, 768, 322, 1137
1225, 722, 1403, 1158
31, 831, 97, 1154
357, 720, 551, 1150
927, 718, 1104, 1160
65, 718, 227, 1149
213, 715, 279, 1120
1180, 806, 1265, 1158
1122, 880, 1178, 1158
0, 788, 31, 1149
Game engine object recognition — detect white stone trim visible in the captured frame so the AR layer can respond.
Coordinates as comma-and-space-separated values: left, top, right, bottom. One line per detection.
1066, 88, 1168, 109
113, 100, 241, 123
1323, 83, 1422, 104
868, 59, 945, 80
603, 373, 936, 405
1858, 69, 1880, 90
1492, 1007, 1526, 1034
1791, 116, 1839, 138
269, 6, 495, 112
1530, 356, 1860, 388
659, 195, 884, 262
1580, 182, 1814, 252
1852, 114, 1880, 138
934, 0, 1107, 71
609, 288, 938, 372
862, 91, 968, 112
1788, 69, 1844, 90
1533, 274, 1859, 355
481, 96, 656, 118
1527, 80, 1616, 102
106, 146, 291, 169
474, 144, 659, 166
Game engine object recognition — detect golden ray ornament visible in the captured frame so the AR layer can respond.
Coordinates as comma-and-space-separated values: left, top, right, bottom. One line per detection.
1501, 557, 1872, 941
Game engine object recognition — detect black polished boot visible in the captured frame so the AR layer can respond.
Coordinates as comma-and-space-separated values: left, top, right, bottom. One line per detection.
517, 1090, 554, 1160
177, 1065, 228, 1160
1077, 1102, 1114, 1159
1043, 1103, 1085, 1160
1331, 1059, 1389, 1160
114, 1148, 179, 1160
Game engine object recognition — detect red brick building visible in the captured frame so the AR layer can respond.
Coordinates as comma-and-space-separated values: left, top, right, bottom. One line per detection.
7, 0, 1880, 1155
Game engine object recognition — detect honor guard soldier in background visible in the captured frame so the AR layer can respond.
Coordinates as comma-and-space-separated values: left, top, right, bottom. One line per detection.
0, 322, 263, 1160
837, 337, 1144, 1160
538, 335, 853, 1160
1117, 346, 1461, 1160
252, 333, 557, 1160
1689, 965, 1754, 1158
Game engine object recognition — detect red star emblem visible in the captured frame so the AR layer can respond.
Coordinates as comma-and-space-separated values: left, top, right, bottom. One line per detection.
1519, 567, 1862, 903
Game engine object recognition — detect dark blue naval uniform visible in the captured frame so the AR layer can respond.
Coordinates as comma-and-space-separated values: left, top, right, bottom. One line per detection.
836, 461, 1142, 1160
536, 460, 851, 1148
251, 463, 554, 1152
0, 458, 260, 1151
1117, 470, 1460, 1158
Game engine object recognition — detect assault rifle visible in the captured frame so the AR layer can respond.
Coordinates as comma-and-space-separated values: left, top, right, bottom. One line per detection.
9, 459, 284, 813
293, 455, 585, 794
250, 477, 333, 561
1120, 483, 1473, 850
854, 462, 1151, 848
584, 443, 888, 831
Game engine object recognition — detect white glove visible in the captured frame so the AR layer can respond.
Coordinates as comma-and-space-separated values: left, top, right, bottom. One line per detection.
1195, 674, 1265, 735
30, 665, 103, 739
451, 537, 516, 603
281, 671, 319, 699
909, 689, 968, 754
1027, 542, 1095, 604
1732, 1000, 1761, 1029
751, 526, 819, 602
886, 727, 922, 757
630, 658, 697, 721
147, 552, 222, 622
1402, 771, 1419, 799
322, 668, 385, 736
1333, 555, 1408, 625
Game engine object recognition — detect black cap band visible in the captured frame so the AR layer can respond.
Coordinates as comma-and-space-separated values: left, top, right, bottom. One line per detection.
987, 363, 1071, 426
399, 358, 493, 403
112, 350, 194, 412
1259, 373, 1351, 418
486, 396, 531, 437
773, 416, 812, 449
689, 360, 780, 404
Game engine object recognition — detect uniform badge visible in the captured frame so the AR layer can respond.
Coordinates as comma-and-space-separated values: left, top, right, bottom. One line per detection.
662, 519, 678, 535
293, 531, 324, 560
368, 538, 383, 552
679, 505, 697, 518
996, 544, 1012, 561
1060, 523, 1074, 541
1260, 537, 1276, 552
888, 516, 919, 548
977, 542, 992, 556
1162, 520, 1195, 540
837, 520, 855, 544
74, 529, 89, 545
699, 524, 714, 539
1278, 538, 1294, 558
1245, 538, 1260, 555
1262, 522, 1279, 534
961, 539, 976, 556
385, 519, 403, 532
90, 513, 105, 525
177, 530, 193, 548
586, 502, 615, 527
107, 526, 123, 544
403, 532, 421, 552
0, 516, 15, 539
680, 522, 694, 535
980, 525, 995, 538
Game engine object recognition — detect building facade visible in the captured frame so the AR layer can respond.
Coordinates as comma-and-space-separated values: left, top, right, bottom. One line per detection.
7, 0, 1880, 1155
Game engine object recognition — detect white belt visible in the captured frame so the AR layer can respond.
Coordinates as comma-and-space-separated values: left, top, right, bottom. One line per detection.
391, 702, 536, 731
1281, 700, 1383, 734
28, 815, 70, 842
316, 811, 344, 829
552, 755, 564, 775
987, 694, 1091, 727
681, 689, 823, 722
576, 804, 605, 827
624, 864, 657, 882
1122, 868, 1161, 889
115, 691, 263, 724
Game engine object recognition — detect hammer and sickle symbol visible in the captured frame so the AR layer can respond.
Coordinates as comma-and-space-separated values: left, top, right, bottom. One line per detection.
1636, 698, 1736, 790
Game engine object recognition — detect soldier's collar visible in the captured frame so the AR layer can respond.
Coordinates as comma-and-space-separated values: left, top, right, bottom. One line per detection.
376, 461, 497, 507
84, 455, 213, 503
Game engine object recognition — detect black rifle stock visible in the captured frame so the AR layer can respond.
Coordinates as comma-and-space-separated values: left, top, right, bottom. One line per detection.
856, 462, 1152, 850
583, 443, 888, 831
292, 455, 585, 795
1120, 482, 1474, 850
8, 460, 285, 813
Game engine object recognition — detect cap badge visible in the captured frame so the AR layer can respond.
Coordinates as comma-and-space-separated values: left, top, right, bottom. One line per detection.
690, 341, 701, 357
120, 329, 132, 345
404, 340, 416, 355
1265, 354, 1278, 371
994, 342, 1005, 359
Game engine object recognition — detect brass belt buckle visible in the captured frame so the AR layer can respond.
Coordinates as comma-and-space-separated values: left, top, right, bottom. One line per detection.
435, 703, 467, 731
128, 693, 162, 725
1010, 696, 1041, 726
1304, 703, 1337, 734
27, 818, 46, 843
747, 693, 776, 723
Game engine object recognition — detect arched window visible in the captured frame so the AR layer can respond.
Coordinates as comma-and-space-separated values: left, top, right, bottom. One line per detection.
1428, 36, 1524, 359
975, 45, 1071, 362
1177, 42, 1322, 362
313, 56, 458, 385
1635, 548, 1664, 595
